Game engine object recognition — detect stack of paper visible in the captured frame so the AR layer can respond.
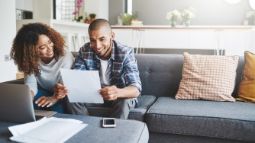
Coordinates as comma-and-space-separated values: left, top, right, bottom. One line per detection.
9, 117, 87, 143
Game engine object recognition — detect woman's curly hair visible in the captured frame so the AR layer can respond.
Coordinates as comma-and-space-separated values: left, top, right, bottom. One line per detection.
10, 23, 65, 75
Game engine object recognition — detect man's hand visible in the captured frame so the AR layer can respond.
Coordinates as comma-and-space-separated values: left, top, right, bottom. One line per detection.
99, 86, 120, 101
35, 96, 58, 107
100, 85, 140, 100
54, 83, 68, 99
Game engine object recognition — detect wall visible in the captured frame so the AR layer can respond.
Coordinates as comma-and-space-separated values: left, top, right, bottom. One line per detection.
15, 0, 33, 11
33, 0, 52, 19
85, 0, 109, 20
109, 0, 125, 25
0, 0, 17, 82
132, 0, 252, 25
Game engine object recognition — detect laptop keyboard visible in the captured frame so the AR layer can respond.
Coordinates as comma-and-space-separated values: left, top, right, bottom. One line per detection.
34, 110, 57, 120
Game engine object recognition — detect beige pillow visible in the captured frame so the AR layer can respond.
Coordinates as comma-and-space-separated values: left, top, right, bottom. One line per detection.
176, 52, 239, 102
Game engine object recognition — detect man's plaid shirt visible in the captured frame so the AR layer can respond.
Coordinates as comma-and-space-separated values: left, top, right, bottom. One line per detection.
72, 40, 142, 92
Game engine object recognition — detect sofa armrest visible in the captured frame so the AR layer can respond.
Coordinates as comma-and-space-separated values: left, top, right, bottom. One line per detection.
129, 95, 157, 121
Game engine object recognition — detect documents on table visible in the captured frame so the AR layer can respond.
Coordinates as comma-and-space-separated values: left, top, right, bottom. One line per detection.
60, 69, 104, 103
9, 117, 87, 143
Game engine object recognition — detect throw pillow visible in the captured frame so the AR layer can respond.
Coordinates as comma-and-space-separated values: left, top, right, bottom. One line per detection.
238, 51, 255, 102
175, 52, 239, 102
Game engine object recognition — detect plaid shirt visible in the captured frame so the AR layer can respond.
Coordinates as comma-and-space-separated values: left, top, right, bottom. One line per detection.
72, 40, 142, 92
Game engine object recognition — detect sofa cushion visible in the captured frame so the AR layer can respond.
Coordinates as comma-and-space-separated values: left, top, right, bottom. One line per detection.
176, 53, 238, 101
145, 97, 255, 142
135, 54, 183, 98
238, 51, 255, 102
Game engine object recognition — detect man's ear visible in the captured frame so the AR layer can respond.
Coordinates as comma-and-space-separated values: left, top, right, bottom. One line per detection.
111, 32, 115, 40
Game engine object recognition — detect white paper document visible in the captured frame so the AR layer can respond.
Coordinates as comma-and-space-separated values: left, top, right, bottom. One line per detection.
60, 69, 104, 103
9, 117, 87, 143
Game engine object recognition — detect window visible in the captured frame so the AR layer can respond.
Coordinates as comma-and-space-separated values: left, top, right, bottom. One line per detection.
125, 0, 132, 14
54, 0, 75, 21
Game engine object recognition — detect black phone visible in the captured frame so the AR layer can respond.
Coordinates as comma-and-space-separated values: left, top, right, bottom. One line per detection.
102, 118, 116, 128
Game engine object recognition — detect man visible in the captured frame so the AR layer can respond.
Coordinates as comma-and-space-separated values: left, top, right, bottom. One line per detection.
57, 19, 141, 119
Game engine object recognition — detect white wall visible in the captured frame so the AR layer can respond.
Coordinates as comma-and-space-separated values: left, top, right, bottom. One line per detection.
85, 0, 109, 20
16, 0, 33, 11
133, 0, 252, 25
109, 0, 125, 24
33, 0, 52, 19
0, 0, 17, 82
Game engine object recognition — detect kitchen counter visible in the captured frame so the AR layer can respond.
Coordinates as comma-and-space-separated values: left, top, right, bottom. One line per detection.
112, 25, 255, 56
111, 25, 255, 30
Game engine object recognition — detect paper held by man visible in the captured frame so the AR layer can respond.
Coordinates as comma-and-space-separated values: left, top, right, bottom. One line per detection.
60, 69, 104, 103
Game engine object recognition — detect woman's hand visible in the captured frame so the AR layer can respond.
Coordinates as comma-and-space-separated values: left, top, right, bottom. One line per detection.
35, 96, 58, 107
54, 83, 68, 99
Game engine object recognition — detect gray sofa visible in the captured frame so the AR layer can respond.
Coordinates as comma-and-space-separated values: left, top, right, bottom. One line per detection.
73, 54, 255, 143
4, 54, 255, 143
132, 54, 255, 143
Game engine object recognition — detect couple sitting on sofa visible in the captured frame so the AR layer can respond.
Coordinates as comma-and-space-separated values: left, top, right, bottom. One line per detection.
11, 19, 141, 119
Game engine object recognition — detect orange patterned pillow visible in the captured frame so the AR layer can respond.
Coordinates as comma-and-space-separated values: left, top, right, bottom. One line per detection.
238, 51, 255, 102
176, 52, 239, 101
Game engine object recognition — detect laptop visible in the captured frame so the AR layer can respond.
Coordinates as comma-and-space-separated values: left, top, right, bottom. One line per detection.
0, 83, 56, 123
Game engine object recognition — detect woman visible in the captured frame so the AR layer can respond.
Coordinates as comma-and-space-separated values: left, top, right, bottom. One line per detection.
10, 23, 73, 113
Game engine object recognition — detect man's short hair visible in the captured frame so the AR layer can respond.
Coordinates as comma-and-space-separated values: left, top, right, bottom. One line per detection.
88, 19, 111, 32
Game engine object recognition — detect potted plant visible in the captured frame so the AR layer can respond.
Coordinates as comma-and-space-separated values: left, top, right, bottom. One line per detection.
121, 13, 133, 25
166, 9, 181, 27
73, 0, 84, 22
181, 8, 195, 26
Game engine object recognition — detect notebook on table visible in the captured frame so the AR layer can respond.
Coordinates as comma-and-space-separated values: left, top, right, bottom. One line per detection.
0, 83, 56, 123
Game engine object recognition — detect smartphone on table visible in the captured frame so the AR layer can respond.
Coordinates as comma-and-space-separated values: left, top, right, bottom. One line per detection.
102, 118, 116, 128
